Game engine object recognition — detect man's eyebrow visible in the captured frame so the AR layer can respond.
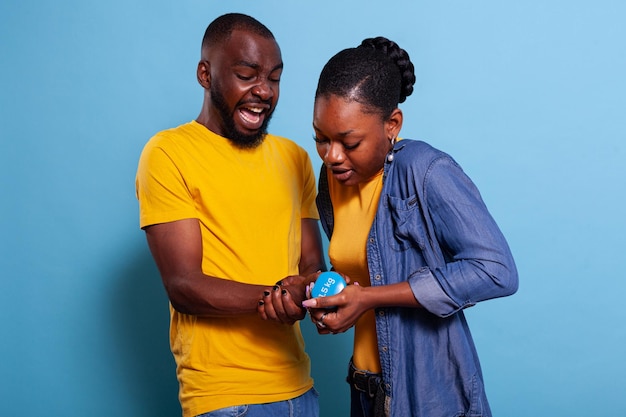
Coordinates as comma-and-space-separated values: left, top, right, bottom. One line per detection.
235, 60, 284, 72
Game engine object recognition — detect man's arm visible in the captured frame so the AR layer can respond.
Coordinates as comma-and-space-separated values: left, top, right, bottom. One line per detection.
298, 218, 327, 277
145, 218, 266, 317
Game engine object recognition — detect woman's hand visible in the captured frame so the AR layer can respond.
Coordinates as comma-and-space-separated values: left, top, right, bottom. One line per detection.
304, 279, 421, 333
304, 283, 369, 334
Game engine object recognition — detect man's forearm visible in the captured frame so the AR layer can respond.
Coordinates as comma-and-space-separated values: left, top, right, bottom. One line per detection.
164, 272, 266, 317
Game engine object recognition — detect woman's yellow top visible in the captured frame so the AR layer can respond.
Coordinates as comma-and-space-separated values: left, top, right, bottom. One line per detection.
327, 168, 384, 373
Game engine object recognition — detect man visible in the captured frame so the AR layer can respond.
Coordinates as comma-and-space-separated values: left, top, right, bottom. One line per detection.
135, 13, 325, 417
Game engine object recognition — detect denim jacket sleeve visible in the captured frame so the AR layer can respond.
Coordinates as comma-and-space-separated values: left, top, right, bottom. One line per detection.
392, 141, 519, 317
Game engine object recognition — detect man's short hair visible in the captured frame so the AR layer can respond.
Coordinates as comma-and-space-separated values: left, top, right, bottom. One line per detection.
202, 13, 275, 51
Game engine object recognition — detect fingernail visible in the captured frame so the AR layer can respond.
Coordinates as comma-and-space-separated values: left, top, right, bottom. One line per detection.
302, 299, 315, 308
273, 285, 279, 291
258, 300, 264, 306
276, 280, 283, 286
263, 291, 270, 296
281, 289, 287, 295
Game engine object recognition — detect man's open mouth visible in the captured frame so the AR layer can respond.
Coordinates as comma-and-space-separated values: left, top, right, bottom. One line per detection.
238, 105, 268, 130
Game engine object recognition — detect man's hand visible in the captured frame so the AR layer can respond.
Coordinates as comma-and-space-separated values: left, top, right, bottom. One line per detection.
257, 275, 311, 324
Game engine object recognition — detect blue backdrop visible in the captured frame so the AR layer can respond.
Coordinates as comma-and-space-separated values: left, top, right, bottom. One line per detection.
1, 1, 625, 416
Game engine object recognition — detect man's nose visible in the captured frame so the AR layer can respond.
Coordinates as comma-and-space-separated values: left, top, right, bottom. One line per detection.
251, 81, 273, 100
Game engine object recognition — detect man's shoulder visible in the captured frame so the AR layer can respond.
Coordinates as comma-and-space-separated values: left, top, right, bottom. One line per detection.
265, 133, 308, 155
141, 121, 212, 157
265, 132, 299, 146
149, 121, 197, 143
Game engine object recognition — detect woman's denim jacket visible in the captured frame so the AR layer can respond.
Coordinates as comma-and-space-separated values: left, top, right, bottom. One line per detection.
316, 140, 518, 417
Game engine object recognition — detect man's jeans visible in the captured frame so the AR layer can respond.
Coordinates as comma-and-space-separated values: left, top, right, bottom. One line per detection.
195, 387, 319, 417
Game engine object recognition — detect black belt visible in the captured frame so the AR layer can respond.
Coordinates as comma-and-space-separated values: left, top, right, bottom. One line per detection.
347, 361, 388, 417
347, 362, 384, 398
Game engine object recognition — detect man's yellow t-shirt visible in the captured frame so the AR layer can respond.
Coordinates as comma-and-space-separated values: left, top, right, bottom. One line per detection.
136, 121, 318, 416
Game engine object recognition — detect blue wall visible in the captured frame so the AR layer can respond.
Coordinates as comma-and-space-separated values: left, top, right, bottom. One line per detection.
1, 1, 625, 415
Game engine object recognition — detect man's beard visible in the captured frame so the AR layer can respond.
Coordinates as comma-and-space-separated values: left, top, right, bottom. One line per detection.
211, 88, 273, 149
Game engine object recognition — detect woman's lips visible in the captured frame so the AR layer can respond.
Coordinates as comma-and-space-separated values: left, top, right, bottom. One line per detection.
331, 168, 353, 182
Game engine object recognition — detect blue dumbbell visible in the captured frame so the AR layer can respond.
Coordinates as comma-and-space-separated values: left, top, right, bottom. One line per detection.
310, 271, 347, 308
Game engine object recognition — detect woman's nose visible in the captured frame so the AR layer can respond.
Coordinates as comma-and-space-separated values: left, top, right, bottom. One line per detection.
325, 142, 344, 165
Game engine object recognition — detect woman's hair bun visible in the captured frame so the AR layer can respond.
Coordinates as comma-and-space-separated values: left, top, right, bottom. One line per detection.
359, 37, 415, 103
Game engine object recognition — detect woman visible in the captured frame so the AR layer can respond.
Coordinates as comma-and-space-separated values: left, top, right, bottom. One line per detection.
302, 37, 518, 417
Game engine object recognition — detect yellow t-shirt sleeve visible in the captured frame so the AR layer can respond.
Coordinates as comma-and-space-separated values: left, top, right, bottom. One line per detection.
135, 136, 198, 228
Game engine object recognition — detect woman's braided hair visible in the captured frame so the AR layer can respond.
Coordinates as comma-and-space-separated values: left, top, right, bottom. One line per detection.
315, 36, 416, 119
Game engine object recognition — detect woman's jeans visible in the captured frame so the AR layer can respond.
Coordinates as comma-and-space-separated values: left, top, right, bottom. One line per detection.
195, 387, 319, 417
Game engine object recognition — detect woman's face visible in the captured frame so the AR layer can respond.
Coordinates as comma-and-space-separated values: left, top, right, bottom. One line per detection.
313, 94, 402, 186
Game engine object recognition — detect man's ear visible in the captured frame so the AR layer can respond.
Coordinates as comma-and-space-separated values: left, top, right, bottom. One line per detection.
197, 60, 211, 88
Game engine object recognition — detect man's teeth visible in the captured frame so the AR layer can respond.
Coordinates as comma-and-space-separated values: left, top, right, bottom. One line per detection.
240, 107, 263, 124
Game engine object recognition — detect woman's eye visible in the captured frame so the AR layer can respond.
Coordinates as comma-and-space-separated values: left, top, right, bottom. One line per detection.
236, 73, 254, 81
344, 142, 359, 150
312, 136, 328, 144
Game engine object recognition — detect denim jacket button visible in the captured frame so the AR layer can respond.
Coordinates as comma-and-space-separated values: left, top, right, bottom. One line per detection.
375, 274, 381, 281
